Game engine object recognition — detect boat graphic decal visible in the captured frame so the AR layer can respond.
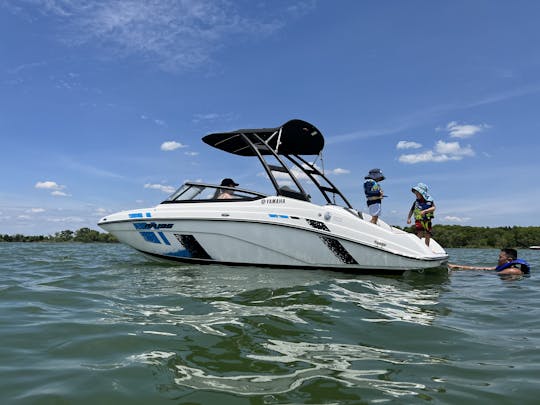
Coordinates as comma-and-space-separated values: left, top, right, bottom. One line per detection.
320, 236, 358, 264
157, 232, 171, 245
163, 248, 192, 258
268, 214, 289, 219
133, 223, 173, 245
173, 234, 212, 259
139, 231, 161, 244
133, 222, 173, 230
128, 212, 152, 218
306, 219, 330, 232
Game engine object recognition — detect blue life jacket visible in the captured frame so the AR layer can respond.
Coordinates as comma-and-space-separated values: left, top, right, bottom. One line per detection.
364, 179, 382, 205
412, 199, 434, 221
495, 259, 531, 274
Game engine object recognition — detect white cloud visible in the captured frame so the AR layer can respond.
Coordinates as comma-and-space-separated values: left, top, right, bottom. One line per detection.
184, 151, 199, 156
46, 216, 85, 223
19, 1, 290, 71
192, 112, 237, 123
398, 150, 453, 164
144, 183, 175, 194
28, 208, 45, 213
434, 140, 474, 157
330, 168, 350, 175
445, 121, 489, 139
161, 141, 186, 151
443, 215, 471, 223
35, 180, 70, 196
193, 113, 221, 122
260, 164, 347, 179
35, 180, 65, 190
273, 168, 309, 180
396, 141, 422, 150
399, 140, 474, 164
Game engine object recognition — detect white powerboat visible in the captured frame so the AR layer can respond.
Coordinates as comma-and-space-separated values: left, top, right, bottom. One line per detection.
98, 119, 448, 273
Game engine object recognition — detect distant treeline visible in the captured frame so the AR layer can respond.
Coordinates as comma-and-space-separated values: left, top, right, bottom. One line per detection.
0, 227, 118, 243
400, 225, 540, 249
1, 225, 540, 248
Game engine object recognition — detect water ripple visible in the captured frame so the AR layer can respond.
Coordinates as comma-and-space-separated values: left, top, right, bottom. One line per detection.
101, 299, 338, 336
168, 339, 441, 397
319, 279, 440, 325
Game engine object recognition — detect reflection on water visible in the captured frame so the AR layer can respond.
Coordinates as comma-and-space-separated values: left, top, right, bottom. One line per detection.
116, 274, 448, 399
99, 265, 449, 399
167, 339, 442, 397
102, 298, 339, 336
320, 279, 440, 326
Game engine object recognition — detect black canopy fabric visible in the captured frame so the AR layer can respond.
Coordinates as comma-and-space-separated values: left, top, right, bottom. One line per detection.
202, 119, 324, 156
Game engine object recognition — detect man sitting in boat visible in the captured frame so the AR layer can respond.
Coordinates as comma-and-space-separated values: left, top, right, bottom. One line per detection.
448, 248, 531, 275
216, 178, 239, 199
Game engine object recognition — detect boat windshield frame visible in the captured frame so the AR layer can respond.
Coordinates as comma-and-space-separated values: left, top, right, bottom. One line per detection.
161, 182, 267, 204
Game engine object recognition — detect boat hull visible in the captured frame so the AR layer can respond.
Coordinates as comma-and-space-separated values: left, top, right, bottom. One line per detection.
99, 214, 448, 273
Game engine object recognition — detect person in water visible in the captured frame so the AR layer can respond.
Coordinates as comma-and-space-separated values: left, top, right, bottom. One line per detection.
364, 168, 385, 224
407, 183, 436, 246
448, 248, 531, 275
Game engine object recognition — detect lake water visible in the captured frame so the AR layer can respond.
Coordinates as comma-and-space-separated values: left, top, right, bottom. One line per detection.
1, 243, 539, 404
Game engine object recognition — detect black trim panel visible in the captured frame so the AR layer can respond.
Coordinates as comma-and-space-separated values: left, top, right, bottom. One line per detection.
174, 234, 211, 259
306, 219, 330, 232
320, 236, 358, 264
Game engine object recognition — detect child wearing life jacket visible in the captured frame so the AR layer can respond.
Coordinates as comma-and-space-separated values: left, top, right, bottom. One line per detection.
363, 168, 385, 224
407, 183, 436, 246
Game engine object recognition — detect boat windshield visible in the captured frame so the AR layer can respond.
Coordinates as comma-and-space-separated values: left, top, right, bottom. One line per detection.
163, 182, 266, 203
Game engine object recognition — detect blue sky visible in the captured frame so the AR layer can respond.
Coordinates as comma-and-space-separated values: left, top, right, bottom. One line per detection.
1, 0, 540, 235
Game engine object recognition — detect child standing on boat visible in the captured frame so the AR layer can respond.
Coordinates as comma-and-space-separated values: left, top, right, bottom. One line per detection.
364, 168, 385, 224
407, 183, 436, 246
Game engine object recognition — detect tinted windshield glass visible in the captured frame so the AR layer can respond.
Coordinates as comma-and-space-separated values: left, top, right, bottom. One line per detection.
166, 184, 205, 201
165, 183, 265, 202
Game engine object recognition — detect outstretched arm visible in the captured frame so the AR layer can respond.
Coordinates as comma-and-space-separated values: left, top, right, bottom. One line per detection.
448, 263, 495, 271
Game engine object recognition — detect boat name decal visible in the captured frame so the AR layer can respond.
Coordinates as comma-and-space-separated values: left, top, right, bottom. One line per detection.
261, 198, 286, 205
133, 222, 174, 230
374, 240, 386, 247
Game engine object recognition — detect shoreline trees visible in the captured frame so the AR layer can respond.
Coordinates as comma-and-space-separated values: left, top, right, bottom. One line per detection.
0, 227, 118, 243
1, 225, 539, 248
397, 225, 540, 248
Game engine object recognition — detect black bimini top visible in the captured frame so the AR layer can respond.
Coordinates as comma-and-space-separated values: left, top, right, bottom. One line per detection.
202, 119, 324, 156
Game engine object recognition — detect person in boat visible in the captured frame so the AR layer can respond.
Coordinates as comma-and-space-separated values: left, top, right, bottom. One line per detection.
216, 178, 239, 199
448, 248, 531, 275
407, 183, 436, 246
364, 168, 385, 224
